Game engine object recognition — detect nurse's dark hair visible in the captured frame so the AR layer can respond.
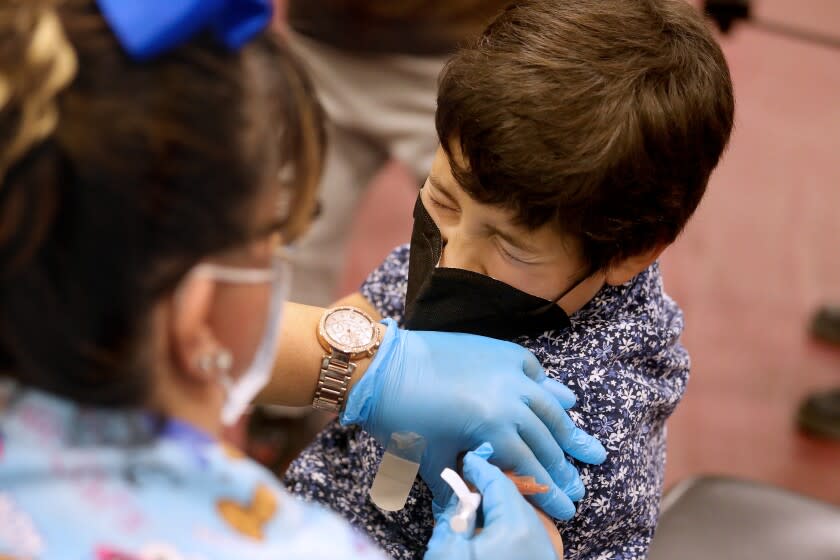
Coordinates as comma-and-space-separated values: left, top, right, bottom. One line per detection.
436, 0, 734, 271
0, 0, 325, 406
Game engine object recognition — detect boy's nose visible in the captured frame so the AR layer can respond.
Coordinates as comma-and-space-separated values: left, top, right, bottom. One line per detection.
439, 232, 485, 275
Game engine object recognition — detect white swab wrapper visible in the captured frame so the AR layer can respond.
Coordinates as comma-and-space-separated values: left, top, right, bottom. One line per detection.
441, 468, 481, 535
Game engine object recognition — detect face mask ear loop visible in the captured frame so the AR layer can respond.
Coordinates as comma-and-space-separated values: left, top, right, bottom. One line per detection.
417, 194, 443, 264
529, 264, 597, 315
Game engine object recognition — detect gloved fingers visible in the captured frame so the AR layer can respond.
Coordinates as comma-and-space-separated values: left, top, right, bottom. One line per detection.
488, 437, 577, 520
432, 486, 462, 527
537, 377, 578, 409
474, 336, 543, 382
461, 449, 519, 520
526, 387, 607, 465
461, 448, 570, 526
457, 447, 561, 560
425, 482, 472, 560
520, 347, 547, 382
516, 410, 585, 501
425, 517, 470, 560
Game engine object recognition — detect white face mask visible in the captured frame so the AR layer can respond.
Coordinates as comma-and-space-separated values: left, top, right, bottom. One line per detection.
192, 250, 291, 426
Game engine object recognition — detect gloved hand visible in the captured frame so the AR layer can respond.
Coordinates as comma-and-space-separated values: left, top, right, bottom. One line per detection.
424, 444, 559, 560
342, 319, 607, 520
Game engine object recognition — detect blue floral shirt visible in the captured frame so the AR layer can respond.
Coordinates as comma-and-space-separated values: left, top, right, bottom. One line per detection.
0, 381, 385, 560
285, 244, 690, 560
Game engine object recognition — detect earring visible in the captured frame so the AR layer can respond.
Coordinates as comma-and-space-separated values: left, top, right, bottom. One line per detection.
197, 348, 233, 378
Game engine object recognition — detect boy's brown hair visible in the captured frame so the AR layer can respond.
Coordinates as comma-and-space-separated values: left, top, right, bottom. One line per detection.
436, 0, 734, 270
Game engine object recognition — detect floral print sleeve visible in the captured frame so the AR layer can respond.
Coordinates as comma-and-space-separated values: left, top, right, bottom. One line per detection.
287, 245, 690, 560
359, 244, 411, 323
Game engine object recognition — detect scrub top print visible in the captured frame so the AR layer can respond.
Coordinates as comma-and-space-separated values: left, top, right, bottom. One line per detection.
0, 381, 385, 560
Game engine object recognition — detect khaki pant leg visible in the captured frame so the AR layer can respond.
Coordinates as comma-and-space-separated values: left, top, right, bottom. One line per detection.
286, 32, 445, 305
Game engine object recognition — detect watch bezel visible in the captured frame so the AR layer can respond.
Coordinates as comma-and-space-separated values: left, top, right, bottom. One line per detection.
317, 306, 380, 357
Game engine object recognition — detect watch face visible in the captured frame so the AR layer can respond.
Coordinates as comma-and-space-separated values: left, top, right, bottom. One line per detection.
324, 308, 375, 352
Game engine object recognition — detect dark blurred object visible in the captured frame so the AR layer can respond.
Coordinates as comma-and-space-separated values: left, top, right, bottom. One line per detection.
796, 307, 840, 440
704, 0, 840, 50
798, 388, 840, 440
809, 306, 840, 346
246, 406, 334, 475
704, 0, 751, 33
287, 0, 513, 55
648, 476, 840, 560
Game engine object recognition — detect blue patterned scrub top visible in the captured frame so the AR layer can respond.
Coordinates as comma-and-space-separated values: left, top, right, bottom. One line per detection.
285, 244, 690, 560
0, 381, 386, 560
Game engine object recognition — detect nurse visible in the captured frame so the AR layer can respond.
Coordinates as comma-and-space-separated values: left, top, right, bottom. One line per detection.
0, 1, 603, 558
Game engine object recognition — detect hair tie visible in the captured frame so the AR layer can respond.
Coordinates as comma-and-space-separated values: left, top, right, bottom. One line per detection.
0, 7, 78, 182
96, 0, 273, 62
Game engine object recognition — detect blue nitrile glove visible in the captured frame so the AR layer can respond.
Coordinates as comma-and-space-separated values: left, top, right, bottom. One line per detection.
425, 443, 559, 560
342, 319, 607, 521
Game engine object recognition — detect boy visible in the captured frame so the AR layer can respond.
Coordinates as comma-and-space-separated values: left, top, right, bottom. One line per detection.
285, 0, 734, 558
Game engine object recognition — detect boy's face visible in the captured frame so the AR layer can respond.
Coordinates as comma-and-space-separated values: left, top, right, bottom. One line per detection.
422, 146, 604, 312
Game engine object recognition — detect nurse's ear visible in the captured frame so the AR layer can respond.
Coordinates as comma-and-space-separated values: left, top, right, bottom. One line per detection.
168, 274, 231, 385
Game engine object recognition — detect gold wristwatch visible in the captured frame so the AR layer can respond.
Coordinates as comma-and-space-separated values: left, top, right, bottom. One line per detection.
313, 306, 385, 413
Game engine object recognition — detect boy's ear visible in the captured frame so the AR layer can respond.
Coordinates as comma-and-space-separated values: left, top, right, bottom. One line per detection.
604, 244, 668, 286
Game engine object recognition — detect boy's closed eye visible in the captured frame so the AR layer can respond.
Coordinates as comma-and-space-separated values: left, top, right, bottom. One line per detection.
425, 188, 542, 267
428, 194, 458, 213
495, 237, 542, 266
426, 178, 460, 213
424, 177, 542, 265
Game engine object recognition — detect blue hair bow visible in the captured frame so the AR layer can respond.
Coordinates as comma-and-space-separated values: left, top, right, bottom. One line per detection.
96, 0, 273, 61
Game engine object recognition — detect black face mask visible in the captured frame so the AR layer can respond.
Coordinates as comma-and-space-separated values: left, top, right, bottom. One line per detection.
404, 195, 589, 340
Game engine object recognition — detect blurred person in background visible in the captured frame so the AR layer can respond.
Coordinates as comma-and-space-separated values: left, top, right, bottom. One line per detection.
284, 0, 513, 306
255, 0, 516, 462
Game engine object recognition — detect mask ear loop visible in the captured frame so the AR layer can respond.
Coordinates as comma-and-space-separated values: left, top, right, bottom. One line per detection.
528, 264, 596, 316
415, 192, 444, 264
